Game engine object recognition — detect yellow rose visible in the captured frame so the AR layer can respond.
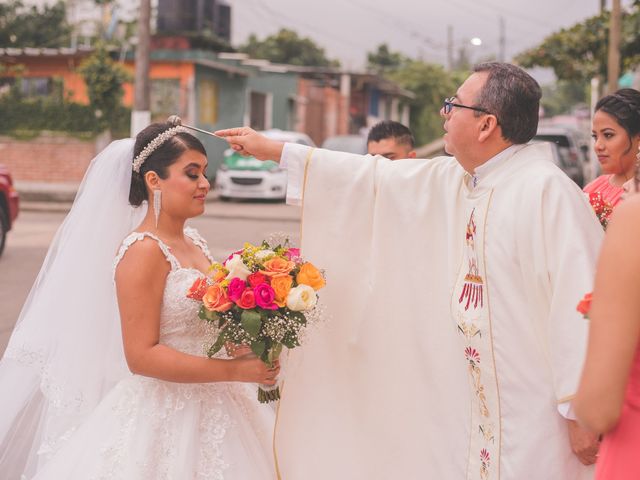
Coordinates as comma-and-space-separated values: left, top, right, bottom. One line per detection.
296, 262, 325, 291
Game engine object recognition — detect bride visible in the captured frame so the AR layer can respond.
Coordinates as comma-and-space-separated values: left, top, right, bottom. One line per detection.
0, 123, 278, 479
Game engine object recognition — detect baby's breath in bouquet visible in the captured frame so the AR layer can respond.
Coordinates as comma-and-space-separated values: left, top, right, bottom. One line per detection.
187, 239, 325, 403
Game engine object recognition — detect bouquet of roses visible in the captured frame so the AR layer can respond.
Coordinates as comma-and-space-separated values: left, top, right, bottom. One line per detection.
587, 191, 613, 230
186, 239, 325, 403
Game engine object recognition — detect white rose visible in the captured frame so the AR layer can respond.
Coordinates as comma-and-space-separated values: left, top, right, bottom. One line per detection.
286, 284, 317, 311
225, 254, 252, 281
254, 249, 276, 261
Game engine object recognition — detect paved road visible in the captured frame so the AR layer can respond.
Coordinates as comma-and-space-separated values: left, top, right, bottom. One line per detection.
0, 202, 301, 355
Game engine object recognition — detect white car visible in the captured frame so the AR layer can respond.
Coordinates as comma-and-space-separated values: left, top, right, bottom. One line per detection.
214, 130, 316, 200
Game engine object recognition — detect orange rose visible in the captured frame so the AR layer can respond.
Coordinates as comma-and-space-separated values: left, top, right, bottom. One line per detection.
271, 274, 293, 307
260, 256, 295, 277
296, 262, 325, 291
576, 292, 592, 318
187, 277, 209, 301
203, 284, 233, 312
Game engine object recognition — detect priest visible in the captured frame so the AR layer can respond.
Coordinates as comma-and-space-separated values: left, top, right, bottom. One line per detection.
216, 62, 603, 480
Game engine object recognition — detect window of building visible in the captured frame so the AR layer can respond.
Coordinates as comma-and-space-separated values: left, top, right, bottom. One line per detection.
198, 78, 219, 125
151, 78, 181, 121
21, 77, 54, 97
249, 91, 272, 131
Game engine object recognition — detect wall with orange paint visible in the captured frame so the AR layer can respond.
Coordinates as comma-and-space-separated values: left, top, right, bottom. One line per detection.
120, 61, 195, 109
1, 54, 91, 103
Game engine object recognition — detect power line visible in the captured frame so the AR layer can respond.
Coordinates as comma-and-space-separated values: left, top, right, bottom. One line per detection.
472, 0, 550, 27
249, 0, 373, 53
343, 0, 447, 52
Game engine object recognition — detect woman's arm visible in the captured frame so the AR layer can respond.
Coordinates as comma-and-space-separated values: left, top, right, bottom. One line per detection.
575, 196, 640, 433
115, 238, 278, 385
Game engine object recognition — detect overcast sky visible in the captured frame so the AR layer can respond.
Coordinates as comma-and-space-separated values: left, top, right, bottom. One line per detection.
226, 0, 635, 83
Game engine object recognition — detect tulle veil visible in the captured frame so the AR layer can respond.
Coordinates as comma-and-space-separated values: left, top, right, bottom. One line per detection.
0, 139, 146, 477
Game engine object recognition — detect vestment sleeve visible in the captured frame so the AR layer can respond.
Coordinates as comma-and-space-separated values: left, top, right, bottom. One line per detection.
521, 174, 603, 404
280, 143, 314, 206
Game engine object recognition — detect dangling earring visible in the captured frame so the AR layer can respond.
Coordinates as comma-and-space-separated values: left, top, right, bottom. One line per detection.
153, 189, 162, 228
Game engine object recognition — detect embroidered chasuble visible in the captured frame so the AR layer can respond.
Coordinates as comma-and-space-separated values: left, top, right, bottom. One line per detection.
273, 143, 602, 480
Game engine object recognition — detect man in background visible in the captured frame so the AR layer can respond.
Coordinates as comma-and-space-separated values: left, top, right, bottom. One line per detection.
366, 120, 416, 160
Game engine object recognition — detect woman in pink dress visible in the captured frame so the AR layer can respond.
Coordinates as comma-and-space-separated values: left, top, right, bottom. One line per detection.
575, 89, 640, 478
584, 89, 640, 212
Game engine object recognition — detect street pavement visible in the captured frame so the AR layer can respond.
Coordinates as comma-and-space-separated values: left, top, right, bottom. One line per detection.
0, 199, 301, 355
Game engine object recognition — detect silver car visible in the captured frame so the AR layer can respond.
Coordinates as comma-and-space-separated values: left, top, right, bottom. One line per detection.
533, 126, 588, 187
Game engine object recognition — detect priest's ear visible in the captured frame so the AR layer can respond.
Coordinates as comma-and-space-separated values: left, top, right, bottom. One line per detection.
477, 114, 500, 143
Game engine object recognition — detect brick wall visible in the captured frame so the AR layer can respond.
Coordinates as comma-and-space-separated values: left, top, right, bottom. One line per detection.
0, 133, 97, 182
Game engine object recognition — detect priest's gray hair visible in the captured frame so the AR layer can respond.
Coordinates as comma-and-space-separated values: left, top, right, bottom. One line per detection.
473, 62, 542, 145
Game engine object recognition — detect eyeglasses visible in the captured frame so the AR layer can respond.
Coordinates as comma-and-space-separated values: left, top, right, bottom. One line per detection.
443, 97, 492, 116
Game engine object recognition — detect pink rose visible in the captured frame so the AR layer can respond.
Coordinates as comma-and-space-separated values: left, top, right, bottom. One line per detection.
284, 248, 301, 261
253, 283, 279, 310
236, 288, 257, 309
227, 277, 246, 302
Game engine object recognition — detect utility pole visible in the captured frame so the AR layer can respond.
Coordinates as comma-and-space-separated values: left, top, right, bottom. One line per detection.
131, 0, 151, 137
498, 16, 506, 62
607, 0, 621, 94
447, 25, 454, 71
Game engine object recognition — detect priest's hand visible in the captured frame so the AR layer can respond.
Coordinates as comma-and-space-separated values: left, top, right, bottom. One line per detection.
567, 419, 600, 465
214, 127, 285, 162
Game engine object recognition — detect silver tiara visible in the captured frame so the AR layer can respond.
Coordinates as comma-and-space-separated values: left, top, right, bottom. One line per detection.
132, 126, 189, 173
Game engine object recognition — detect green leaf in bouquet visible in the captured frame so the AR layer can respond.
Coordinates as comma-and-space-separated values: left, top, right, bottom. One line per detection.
281, 333, 299, 349
241, 310, 262, 337
251, 340, 266, 357
207, 332, 227, 358
198, 306, 221, 324
288, 311, 307, 326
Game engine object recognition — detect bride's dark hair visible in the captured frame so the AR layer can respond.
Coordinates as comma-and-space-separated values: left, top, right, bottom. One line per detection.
129, 122, 207, 206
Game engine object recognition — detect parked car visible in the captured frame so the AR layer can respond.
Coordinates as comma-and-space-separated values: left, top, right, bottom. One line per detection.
0, 163, 20, 256
321, 135, 368, 154
214, 129, 316, 201
533, 126, 589, 187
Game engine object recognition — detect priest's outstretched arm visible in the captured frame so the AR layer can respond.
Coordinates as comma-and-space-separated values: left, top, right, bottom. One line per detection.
215, 127, 381, 205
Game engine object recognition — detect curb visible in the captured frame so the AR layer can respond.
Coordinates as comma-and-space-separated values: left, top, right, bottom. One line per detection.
20, 200, 302, 223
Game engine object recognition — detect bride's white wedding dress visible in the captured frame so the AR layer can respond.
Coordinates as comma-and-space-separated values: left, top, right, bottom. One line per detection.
32, 228, 276, 479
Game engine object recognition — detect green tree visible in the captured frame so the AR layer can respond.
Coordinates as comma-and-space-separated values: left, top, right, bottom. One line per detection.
540, 80, 590, 117
240, 29, 339, 67
367, 44, 408, 72
0, 0, 71, 48
78, 44, 131, 133
366, 44, 465, 145
515, 4, 640, 83
388, 61, 465, 145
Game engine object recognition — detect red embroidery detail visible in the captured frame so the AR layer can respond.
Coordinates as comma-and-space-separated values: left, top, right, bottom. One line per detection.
459, 209, 484, 310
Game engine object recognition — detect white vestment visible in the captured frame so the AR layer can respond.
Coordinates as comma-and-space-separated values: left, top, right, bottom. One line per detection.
273, 143, 603, 480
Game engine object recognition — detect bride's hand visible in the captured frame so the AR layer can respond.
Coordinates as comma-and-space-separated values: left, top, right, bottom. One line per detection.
214, 127, 285, 162
230, 356, 281, 385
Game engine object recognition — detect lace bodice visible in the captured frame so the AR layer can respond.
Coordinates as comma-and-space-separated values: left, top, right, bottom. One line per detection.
113, 227, 220, 357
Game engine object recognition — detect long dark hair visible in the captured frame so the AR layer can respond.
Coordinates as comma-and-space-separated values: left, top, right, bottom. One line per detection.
129, 123, 207, 206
